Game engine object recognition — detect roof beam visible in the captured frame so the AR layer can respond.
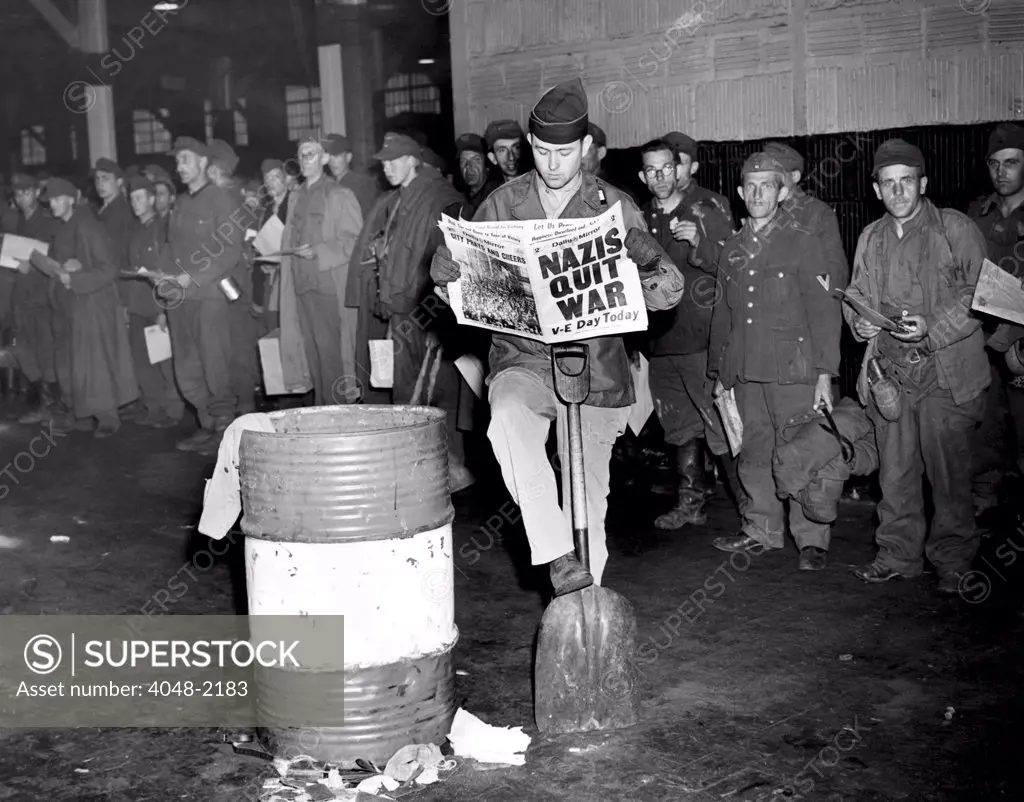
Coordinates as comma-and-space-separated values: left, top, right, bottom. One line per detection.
26, 0, 80, 49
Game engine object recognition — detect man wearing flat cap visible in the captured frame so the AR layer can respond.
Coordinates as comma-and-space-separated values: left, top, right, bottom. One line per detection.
346, 131, 470, 487
845, 138, 990, 594
455, 133, 501, 218
250, 158, 291, 335
123, 174, 185, 428
430, 77, 686, 595
764, 141, 849, 291
708, 151, 842, 571
582, 122, 609, 178
161, 136, 247, 453
143, 164, 176, 219
9, 172, 61, 418
39, 177, 138, 437
277, 133, 364, 410
969, 123, 1024, 509
640, 134, 739, 530
484, 119, 525, 184
324, 133, 381, 219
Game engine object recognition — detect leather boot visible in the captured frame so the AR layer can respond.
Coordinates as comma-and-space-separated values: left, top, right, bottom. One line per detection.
42, 381, 61, 410
0, 367, 16, 402
17, 381, 45, 424
654, 439, 711, 529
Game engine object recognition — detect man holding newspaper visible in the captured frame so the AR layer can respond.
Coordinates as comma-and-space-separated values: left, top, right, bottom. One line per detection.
431, 77, 686, 596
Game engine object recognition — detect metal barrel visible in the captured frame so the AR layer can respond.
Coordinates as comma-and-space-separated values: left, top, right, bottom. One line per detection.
238, 405, 458, 767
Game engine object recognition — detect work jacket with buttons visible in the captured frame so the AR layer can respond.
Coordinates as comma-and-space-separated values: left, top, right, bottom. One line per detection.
163, 181, 243, 302
124, 215, 169, 317
473, 170, 685, 409
844, 200, 990, 406
708, 208, 843, 388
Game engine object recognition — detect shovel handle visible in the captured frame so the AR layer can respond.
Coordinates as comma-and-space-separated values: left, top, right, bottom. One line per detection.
552, 345, 590, 571
565, 399, 589, 572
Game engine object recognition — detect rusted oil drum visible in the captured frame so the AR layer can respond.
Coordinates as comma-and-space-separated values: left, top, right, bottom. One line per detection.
238, 406, 458, 767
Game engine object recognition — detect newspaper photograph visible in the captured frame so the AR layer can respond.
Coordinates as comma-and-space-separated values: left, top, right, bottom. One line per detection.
440, 202, 649, 344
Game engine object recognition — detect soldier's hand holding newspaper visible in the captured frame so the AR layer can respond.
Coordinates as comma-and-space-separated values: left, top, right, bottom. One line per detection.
430, 245, 461, 285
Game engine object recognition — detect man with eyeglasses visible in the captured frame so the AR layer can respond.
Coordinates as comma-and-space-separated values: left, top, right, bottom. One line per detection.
640, 135, 739, 530
844, 139, 990, 594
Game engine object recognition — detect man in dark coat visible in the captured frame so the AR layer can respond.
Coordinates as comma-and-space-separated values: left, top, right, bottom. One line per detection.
347, 132, 468, 475
123, 174, 184, 427
251, 158, 291, 335
640, 135, 738, 529
708, 152, 843, 571
846, 140, 990, 595
324, 133, 382, 220
430, 78, 686, 595
162, 137, 245, 453
208, 139, 260, 415
41, 178, 138, 437
10, 173, 62, 422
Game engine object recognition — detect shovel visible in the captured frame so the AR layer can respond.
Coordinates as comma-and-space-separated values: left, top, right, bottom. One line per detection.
534, 343, 642, 734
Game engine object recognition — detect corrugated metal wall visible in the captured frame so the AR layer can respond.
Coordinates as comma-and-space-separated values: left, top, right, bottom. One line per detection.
450, 0, 1024, 144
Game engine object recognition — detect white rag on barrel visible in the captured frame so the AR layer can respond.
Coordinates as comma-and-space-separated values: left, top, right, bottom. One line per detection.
197, 413, 276, 540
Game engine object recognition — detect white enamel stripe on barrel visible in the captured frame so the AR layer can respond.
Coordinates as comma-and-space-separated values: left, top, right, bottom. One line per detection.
244, 524, 458, 668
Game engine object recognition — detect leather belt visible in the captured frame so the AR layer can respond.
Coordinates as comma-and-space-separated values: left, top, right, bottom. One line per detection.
877, 337, 929, 367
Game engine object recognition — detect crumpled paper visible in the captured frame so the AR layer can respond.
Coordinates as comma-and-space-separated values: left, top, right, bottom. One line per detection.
446, 708, 531, 766
384, 743, 444, 784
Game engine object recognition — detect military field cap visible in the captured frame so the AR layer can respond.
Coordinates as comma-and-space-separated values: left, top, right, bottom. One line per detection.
323, 134, 352, 156
145, 164, 175, 189
455, 133, 487, 156
741, 151, 787, 176
124, 165, 144, 180
40, 177, 78, 201
421, 147, 446, 172
587, 122, 607, 149
764, 141, 805, 173
127, 175, 156, 195
663, 131, 698, 161
261, 158, 285, 176
93, 157, 123, 178
209, 139, 239, 174
484, 119, 525, 150
11, 173, 38, 190
171, 136, 211, 160
529, 78, 589, 146
987, 123, 1024, 158
872, 138, 925, 177
374, 132, 423, 161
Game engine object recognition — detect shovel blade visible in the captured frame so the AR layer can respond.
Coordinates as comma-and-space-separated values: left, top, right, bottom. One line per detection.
534, 585, 641, 734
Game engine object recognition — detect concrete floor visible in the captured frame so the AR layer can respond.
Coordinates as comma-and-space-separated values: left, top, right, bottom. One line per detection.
0, 409, 1021, 802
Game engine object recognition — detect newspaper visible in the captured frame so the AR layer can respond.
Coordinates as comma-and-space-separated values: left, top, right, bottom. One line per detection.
0, 234, 49, 270
972, 258, 1024, 326
441, 202, 649, 344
